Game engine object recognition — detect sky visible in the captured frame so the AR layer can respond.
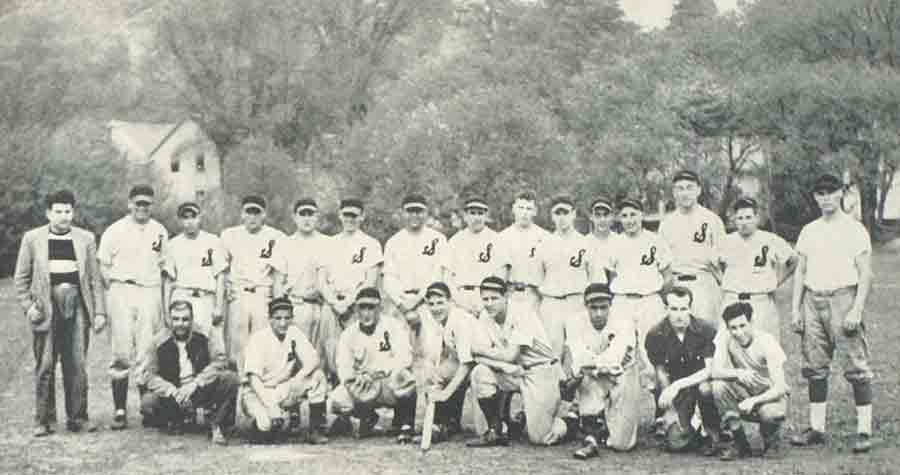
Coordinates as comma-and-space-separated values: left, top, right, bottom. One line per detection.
620, 0, 739, 29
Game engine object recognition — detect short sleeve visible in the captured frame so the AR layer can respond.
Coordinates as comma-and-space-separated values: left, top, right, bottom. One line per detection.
161, 240, 177, 279
453, 315, 474, 364
644, 326, 665, 367
712, 215, 727, 248
852, 222, 872, 256
212, 237, 228, 276
97, 224, 117, 265
763, 333, 787, 369
243, 333, 265, 377
368, 238, 385, 267
794, 225, 810, 256
220, 229, 235, 263
269, 231, 289, 273
654, 236, 673, 271
772, 234, 795, 266
509, 313, 540, 349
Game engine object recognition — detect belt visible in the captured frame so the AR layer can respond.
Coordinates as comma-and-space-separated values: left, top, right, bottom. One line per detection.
805, 285, 856, 297
508, 282, 538, 292
336, 294, 346, 301
242, 287, 257, 293
179, 287, 213, 298
676, 274, 697, 282
460, 285, 479, 291
403, 289, 421, 295
727, 291, 770, 301
523, 358, 558, 371
619, 292, 653, 299
544, 292, 580, 300
123, 279, 138, 285
302, 297, 323, 305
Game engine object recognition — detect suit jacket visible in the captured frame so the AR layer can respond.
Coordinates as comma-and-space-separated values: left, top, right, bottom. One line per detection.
14, 224, 106, 332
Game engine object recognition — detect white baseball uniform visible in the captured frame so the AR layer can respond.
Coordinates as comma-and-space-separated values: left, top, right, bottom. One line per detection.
536, 230, 592, 358
383, 227, 446, 321
444, 227, 500, 314
164, 231, 227, 348
496, 224, 551, 316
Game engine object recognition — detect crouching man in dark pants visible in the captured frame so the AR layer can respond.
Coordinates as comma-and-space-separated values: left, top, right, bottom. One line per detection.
140, 300, 239, 445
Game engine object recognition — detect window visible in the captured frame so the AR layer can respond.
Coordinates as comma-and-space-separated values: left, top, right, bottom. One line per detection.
196, 153, 205, 172
171, 157, 180, 173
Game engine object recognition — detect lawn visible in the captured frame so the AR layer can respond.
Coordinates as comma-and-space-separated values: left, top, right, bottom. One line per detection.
1, 252, 899, 475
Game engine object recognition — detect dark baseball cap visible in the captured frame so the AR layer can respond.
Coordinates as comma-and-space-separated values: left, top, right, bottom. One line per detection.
177, 202, 201, 218
811, 173, 843, 193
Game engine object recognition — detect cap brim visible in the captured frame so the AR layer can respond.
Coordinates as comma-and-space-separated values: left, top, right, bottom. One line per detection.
592, 203, 612, 212
464, 203, 489, 211
355, 297, 381, 305
403, 204, 427, 211
296, 205, 317, 213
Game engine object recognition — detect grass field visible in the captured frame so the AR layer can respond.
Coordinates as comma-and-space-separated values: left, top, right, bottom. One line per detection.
1, 252, 900, 475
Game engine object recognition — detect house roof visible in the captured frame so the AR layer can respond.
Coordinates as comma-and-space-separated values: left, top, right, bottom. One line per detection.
107, 119, 191, 164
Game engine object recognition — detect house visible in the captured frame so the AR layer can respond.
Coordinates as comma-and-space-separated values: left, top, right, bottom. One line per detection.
107, 119, 222, 205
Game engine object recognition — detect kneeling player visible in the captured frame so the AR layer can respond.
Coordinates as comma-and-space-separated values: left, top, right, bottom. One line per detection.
329, 288, 418, 443
467, 277, 568, 447
562, 283, 641, 459
711, 302, 788, 460
420, 282, 482, 442
241, 297, 329, 444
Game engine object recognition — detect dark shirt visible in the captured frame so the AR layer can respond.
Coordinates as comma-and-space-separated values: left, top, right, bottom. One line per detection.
645, 316, 717, 382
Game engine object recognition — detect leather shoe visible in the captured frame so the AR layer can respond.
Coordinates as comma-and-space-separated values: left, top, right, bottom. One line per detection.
790, 428, 825, 447
573, 440, 600, 460
33, 424, 53, 437
853, 433, 873, 453
466, 428, 508, 447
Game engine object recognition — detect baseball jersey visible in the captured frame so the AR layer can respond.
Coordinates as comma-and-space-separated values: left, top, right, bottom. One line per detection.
564, 311, 636, 372
383, 228, 447, 301
659, 206, 725, 276
537, 231, 592, 297
496, 224, 551, 286
428, 307, 486, 366
283, 231, 329, 300
443, 227, 500, 287
718, 230, 795, 293
164, 231, 227, 292
322, 231, 384, 297
244, 325, 320, 383
587, 232, 621, 285
795, 213, 871, 291
221, 225, 287, 288
607, 231, 672, 295
336, 317, 412, 382
715, 330, 785, 381
480, 308, 555, 368
98, 216, 169, 286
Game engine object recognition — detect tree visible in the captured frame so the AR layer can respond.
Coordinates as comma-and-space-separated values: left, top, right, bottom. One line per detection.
669, 0, 718, 30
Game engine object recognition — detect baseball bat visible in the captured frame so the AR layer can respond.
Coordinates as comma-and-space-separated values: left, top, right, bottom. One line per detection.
421, 395, 436, 451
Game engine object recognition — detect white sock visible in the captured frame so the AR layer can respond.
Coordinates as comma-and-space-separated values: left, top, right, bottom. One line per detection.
810, 402, 826, 432
115, 409, 125, 416
856, 405, 872, 435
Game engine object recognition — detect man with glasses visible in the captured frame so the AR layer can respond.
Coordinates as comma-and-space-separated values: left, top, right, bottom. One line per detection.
659, 170, 726, 326
536, 196, 592, 359
240, 297, 329, 444
587, 196, 619, 285
443, 196, 499, 316
98, 185, 169, 430
496, 191, 550, 317
163, 202, 228, 350
330, 288, 418, 443
221, 195, 287, 373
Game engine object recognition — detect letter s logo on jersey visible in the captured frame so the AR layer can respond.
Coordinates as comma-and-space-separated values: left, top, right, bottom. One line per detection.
378, 331, 392, 352
640, 246, 657, 266
201, 249, 213, 267
352, 246, 367, 264
569, 249, 586, 268
754, 245, 769, 267
260, 240, 275, 258
478, 243, 493, 263
422, 238, 438, 256
151, 234, 163, 253
693, 223, 708, 244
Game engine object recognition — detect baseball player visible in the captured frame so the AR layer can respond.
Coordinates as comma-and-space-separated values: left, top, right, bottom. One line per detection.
790, 173, 874, 453
605, 198, 672, 384
659, 170, 726, 325
443, 196, 500, 315
15, 190, 106, 436
717, 197, 797, 341
383, 194, 447, 324
240, 297, 330, 444
536, 196, 592, 358
587, 196, 619, 284
562, 283, 641, 459
496, 191, 551, 317
220, 195, 287, 373
467, 276, 569, 447
319, 198, 384, 380
139, 300, 239, 445
98, 185, 168, 430
419, 282, 484, 442
162, 202, 227, 350
282, 198, 336, 375
711, 302, 789, 461
648, 287, 722, 455
330, 288, 418, 443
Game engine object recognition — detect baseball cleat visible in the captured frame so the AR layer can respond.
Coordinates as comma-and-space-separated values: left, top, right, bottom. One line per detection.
853, 433, 872, 453
789, 428, 825, 447
466, 428, 509, 447
306, 428, 330, 445
328, 415, 353, 437
356, 412, 381, 439
33, 424, 53, 438
573, 440, 600, 460
211, 425, 228, 446
110, 413, 128, 431
396, 425, 414, 444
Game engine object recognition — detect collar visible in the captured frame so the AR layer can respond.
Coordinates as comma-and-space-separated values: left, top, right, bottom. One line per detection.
662, 316, 703, 338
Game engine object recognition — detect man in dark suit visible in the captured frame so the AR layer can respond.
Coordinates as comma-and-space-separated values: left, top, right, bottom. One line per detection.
14, 190, 106, 436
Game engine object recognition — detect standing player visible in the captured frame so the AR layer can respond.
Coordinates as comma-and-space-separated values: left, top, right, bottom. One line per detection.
587, 196, 619, 285
496, 191, 550, 317
711, 302, 789, 461
467, 277, 568, 447
790, 173, 875, 453
15, 190, 106, 436
163, 202, 227, 349
562, 283, 641, 458
606, 198, 672, 383
383, 194, 447, 323
443, 196, 499, 315
220, 195, 287, 372
536, 196, 592, 358
98, 185, 168, 430
717, 197, 797, 341
330, 288, 418, 443
320, 198, 384, 381
282, 198, 335, 374
659, 170, 726, 325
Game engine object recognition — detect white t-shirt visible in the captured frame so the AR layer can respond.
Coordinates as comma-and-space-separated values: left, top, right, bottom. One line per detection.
220, 225, 287, 288
607, 231, 672, 295
718, 230, 795, 293
98, 216, 169, 286
164, 231, 227, 292
795, 213, 871, 291
659, 206, 726, 275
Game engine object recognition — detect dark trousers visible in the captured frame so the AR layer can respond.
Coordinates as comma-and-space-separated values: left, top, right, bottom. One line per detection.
140, 372, 240, 428
673, 385, 720, 434
435, 379, 469, 426
34, 285, 90, 426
